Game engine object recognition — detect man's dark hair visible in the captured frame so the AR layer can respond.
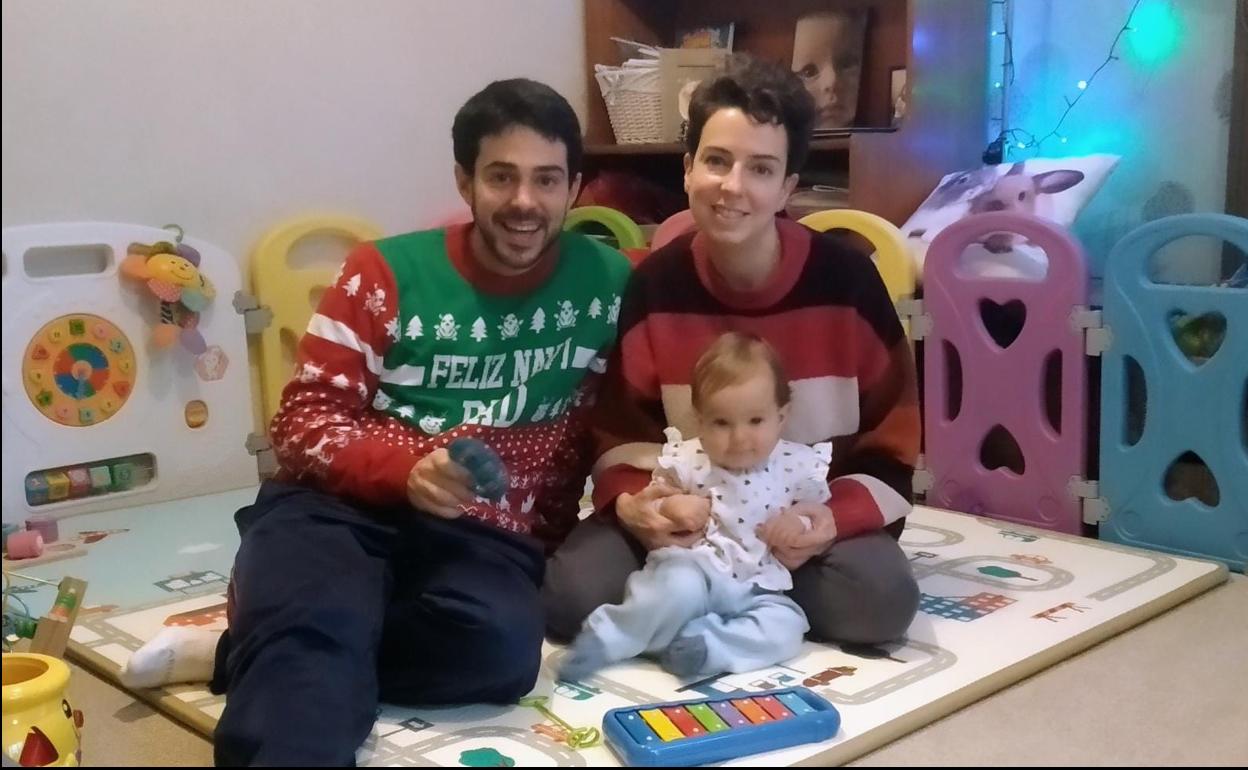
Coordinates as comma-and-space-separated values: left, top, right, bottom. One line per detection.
452, 78, 583, 182
685, 55, 816, 175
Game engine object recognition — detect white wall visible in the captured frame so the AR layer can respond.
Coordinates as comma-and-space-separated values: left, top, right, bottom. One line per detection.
2, 0, 586, 268
1003, 0, 1235, 278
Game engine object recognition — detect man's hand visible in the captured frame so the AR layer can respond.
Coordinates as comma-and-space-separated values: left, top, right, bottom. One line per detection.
407, 448, 477, 518
767, 502, 837, 570
616, 484, 707, 550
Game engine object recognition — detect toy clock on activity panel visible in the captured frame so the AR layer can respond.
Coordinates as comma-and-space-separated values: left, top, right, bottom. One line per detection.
22, 314, 138, 427
120, 224, 229, 382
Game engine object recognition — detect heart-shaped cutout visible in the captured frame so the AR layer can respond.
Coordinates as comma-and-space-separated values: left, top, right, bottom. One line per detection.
1163, 451, 1219, 506
980, 425, 1025, 475
1168, 311, 1225, 366
113, 381, 132, 397
980, 299, 1027, 349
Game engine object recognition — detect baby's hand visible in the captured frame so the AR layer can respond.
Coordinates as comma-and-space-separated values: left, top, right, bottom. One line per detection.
769, 502, 838, 570
757, 511, 810, 549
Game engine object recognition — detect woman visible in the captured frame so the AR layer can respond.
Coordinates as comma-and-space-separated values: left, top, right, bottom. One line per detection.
544, 55, 922, 650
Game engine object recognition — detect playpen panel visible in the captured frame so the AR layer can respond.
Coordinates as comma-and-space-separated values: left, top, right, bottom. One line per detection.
1099, 213, 1248, 570
798, 209, 916, 315
564, 206, 647, 250
922, 212, 1089, 533
249, 216, 382, 426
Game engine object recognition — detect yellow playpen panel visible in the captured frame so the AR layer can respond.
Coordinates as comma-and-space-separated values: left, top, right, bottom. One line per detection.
249, 216, 383, 426
798, 209, 916, 337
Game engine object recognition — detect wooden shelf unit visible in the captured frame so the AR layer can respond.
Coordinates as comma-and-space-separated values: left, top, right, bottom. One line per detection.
582, 0, 991, 226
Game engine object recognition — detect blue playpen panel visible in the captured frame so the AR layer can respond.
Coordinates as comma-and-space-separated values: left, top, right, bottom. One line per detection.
1099, 213, 1248, 571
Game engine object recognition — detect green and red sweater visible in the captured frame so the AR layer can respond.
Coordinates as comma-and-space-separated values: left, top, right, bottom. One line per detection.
592, 217, 920, 541
270, 224, 632, 546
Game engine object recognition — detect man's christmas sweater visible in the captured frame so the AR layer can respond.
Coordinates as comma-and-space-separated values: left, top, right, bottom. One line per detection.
269, 224, 632, 545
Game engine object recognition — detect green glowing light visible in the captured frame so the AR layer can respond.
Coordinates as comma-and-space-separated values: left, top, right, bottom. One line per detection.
1128, 1, 1181, 64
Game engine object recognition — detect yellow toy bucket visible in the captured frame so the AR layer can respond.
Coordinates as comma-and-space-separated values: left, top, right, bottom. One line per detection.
3, 653, 82, 766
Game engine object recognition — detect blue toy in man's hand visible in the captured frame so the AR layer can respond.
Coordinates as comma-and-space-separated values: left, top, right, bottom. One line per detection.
448, 437, 509, 502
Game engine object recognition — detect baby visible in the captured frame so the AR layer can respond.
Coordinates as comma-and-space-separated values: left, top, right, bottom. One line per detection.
559, 332, 832, 681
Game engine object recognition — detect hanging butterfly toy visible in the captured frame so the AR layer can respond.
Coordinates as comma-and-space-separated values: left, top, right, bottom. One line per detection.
120, 224, 229, 381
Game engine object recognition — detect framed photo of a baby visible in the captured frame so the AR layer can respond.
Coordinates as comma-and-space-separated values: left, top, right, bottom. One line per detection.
791, 9, 868, 130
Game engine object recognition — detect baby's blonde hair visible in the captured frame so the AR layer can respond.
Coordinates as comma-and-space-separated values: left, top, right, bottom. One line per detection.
690, 332, 791, 411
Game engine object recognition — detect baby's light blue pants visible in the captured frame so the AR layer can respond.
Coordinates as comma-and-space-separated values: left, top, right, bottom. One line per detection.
584, 552, 809, 678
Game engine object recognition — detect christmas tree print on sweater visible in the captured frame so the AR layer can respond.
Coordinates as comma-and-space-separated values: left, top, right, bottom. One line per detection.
267, 226, 631, 540
372, 229, 625, 436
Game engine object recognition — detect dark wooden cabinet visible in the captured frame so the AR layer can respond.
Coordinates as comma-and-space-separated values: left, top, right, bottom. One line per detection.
582, 0, 991, 226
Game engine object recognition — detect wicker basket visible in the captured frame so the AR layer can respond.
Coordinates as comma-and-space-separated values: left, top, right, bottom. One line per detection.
595, 66, 663, 144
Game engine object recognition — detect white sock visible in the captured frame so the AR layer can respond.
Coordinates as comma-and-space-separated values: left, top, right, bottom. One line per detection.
119, 627, 222, 689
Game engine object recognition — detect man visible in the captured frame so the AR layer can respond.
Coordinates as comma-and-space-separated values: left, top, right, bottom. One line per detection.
544, 56, 922, 650
120, 78, 632, 766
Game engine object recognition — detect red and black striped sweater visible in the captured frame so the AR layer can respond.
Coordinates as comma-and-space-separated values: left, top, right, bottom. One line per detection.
591, 217, 921, 541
